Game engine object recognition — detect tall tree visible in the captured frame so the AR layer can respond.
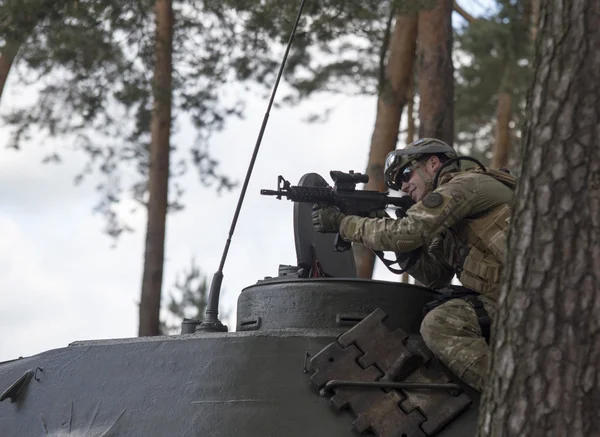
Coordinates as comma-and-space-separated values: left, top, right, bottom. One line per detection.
1, 1, 247, 336
529, 0, 540, 42
491, 69, 512, 169
1, 1, 238, 237
0, 0, 64, 101
0, 41, 18, 101
454, 1, 532, 167
354, 8, 419, 279
417, 0, 454, 144
489, 0, 531, 169
478, 1, 600, 435
362, 9, 418, 194
139, 0, 174, 337
401, 74, 416, 284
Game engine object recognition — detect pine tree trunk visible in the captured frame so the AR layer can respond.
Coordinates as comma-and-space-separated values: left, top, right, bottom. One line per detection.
491, 92, 511, 169
406, 77, 416, 145
0, 41, 20, 102
0, 8, 47, 103
530, 0, 540, 42
402, 80, 415, 284
417, 0, 454, 145
478, 1, 600, 435
138, 0, 173, 337
353, 12, 418, 279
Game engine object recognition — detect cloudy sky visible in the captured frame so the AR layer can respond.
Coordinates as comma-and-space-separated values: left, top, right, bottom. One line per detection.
0, 3, 490, 362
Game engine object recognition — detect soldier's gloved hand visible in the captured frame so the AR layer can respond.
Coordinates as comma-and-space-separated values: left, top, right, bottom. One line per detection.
368, 209, 390, 219
312, 204, 346, 233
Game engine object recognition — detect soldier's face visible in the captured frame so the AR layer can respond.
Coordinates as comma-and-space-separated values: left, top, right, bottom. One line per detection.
400, 157, 441, 202
401, 168, 427, 202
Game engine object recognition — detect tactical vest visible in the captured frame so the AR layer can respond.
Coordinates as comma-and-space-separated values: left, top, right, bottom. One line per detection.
441, 169, 517, 297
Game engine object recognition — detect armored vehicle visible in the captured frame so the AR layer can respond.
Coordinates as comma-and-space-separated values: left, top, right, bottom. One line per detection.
0, 172, 481, 437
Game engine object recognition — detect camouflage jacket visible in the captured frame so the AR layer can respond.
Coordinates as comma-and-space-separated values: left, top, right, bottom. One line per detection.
339, 170, 514, 312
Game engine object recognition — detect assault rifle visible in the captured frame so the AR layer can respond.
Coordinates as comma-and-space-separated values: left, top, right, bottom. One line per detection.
261, 170, 415, 253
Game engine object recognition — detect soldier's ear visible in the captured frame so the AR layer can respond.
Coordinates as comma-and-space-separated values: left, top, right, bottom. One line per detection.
429, 155, 441, 170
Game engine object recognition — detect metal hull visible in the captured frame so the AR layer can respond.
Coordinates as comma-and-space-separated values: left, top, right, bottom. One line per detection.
0, 279, 480, 436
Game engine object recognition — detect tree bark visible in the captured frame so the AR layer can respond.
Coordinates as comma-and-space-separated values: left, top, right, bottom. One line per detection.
406, 76, 416, 145
478, 1, 600, 435
401, 78, 416, 284
139, 0, 173, 336
353, 12, 419, 279
491, 91, 511, 169
530, 0, 540, 42
0, 41, 21, 102
417, 0, 454, 145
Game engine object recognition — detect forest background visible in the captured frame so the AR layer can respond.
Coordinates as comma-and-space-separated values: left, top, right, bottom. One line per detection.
0, 0, 532, 359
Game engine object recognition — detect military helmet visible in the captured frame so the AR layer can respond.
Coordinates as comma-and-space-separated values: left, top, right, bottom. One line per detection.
384, 138, 457, 190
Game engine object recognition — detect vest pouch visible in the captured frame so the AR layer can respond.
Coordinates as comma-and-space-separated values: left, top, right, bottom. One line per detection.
459, 246, 501, 294
467, 204, 511, 263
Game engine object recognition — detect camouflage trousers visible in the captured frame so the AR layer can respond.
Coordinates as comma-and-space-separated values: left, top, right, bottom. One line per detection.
420, 299, 490, 392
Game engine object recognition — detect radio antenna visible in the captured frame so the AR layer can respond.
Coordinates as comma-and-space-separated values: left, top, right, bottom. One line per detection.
197, 0, 308, 332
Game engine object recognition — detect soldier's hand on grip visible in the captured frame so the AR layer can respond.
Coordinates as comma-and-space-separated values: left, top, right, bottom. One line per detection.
312, 204, 345, 233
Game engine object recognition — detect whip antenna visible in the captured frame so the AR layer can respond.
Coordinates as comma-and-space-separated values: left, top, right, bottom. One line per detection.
197, 0, 308, 332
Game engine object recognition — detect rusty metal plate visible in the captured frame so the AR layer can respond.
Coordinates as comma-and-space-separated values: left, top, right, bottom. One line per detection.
307, 308, 472, 436
308, 342, 381, 389
354, 391, 426, 437
338, 308, 415, 372
399, 368, 471, 435
308, 342, 384, 414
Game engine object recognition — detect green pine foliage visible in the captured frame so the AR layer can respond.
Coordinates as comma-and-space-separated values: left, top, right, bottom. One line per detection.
454, 0, 532, 164
1, 0, 535, 231
229, 0, 533, 164
1, 0, 245, 238
226, 1, 427, 107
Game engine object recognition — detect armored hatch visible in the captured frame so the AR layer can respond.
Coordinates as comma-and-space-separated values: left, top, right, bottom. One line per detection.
0, 173, 480, 437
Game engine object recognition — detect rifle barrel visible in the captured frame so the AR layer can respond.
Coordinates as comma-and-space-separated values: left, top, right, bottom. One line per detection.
260, 189, 280, 196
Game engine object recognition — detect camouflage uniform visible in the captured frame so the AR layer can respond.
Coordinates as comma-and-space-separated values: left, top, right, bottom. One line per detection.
338, 170, 514, 392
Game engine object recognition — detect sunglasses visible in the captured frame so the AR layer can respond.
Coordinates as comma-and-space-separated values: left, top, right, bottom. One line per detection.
398, 166, 414, 184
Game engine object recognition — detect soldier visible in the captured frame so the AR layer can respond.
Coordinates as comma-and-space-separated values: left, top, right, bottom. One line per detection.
312, 138, 515, 392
